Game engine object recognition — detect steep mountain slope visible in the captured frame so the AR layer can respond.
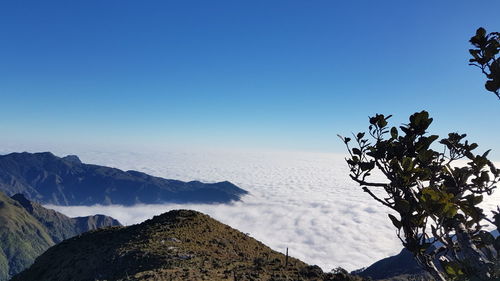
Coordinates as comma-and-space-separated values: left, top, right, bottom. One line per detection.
10, 193, 121, 242
73, 214, 121, 234
12, 210, 364, 281
0, 192, 121, 281
0, 152, 248, 205
0, 192, 53, 281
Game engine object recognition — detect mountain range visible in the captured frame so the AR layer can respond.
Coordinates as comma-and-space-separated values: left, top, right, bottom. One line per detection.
0, 191, 121, 280
0, 151, 465, 281
0, 152, 248, 205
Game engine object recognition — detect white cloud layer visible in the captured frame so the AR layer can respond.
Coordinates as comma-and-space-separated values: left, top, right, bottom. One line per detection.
25, 149, 500, 272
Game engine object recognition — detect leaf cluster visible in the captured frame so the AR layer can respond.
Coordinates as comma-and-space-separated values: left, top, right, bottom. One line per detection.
469, 27, 500, 99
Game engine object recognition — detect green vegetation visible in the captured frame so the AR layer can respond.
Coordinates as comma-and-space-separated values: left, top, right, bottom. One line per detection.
469, 27, 500, 100
0, 192, 54, 280
0, 192, 120, 280
340, 111, 499, 280
341, 28, 500, 281
12, 210, 364, 281
11, 193, 120, 243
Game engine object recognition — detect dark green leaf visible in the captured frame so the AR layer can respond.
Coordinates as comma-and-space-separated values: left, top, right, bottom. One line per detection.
494, 236, 500, 252
395, 199, 411, 213
390, 127, 398, 139
388, 214, 402, 229
476, 27, 486, 37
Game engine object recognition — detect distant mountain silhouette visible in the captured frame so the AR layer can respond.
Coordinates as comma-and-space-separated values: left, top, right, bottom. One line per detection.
0, 152, 248, 205
354, 248, 430, 280
355, 230, 500, 280
0, 191, 120, 281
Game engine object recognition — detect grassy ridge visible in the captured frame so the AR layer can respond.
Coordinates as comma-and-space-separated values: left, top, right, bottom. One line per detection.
12, 210, 364, 281
0, 192, 54, 280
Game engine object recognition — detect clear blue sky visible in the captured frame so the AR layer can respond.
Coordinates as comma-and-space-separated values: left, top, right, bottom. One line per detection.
0, 1, 499, 158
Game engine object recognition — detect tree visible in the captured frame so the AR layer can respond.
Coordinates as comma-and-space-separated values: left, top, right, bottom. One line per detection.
339, 111, 500, 280
469, 27, 500, 100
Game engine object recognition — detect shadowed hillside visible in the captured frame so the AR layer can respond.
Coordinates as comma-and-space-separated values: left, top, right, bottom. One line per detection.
0, 192, 120, 280
353, 248, 431, 281
0, 192, 53, 280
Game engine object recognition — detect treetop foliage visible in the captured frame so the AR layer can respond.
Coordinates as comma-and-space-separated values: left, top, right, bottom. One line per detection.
339, 111, 500, 280
469, 27, 500, 99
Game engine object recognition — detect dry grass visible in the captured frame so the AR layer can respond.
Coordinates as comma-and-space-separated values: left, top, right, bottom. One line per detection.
13, 210, 364, 281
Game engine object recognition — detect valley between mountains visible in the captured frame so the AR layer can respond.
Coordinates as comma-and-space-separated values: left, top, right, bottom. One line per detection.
0, 152, 439, 280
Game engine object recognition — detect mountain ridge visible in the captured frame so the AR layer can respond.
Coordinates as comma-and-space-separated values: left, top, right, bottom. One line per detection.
0, 151, 248, 206
0, 191, 121, 280
12, 209, 364, 281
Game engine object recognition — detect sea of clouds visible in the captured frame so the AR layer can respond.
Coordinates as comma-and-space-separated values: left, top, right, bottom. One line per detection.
9, 148, 500, 271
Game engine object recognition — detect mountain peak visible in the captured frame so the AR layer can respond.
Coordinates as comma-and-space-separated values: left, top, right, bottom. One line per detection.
3, 151, 57, 160
10, 193, 34, 212
62, 155, 82, 164
147, 209, 199, 223
34, 151, 56, 157
12, 209, 356, 281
